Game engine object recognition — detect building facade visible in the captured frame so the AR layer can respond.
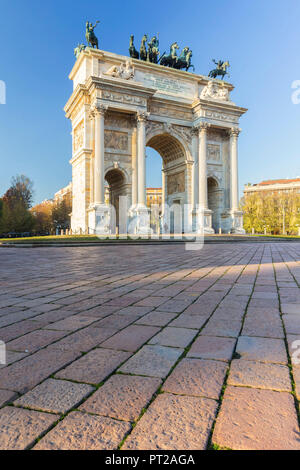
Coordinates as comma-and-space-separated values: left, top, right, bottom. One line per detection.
244, 179, 300, 197
64, 48, 247, 234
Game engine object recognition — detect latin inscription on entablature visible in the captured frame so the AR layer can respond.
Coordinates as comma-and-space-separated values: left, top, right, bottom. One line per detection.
101, 90, 147, 107
104, 130, 129, 152
204, 110, 239, 124
150, 104, 191, 121
139, 73, 195, 98
167, 171, 186, 195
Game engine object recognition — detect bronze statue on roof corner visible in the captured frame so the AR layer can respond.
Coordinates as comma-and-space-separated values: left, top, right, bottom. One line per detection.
208, 60, 230, 80
86, 21, 100, 49
129, 35, 139, 59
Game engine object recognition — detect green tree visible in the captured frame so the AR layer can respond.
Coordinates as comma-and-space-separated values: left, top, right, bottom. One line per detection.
0, 175, 35, 234
51, 199, 71, 231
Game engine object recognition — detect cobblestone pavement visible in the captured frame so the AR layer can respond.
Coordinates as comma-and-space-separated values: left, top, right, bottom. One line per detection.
0, 242, 300, 450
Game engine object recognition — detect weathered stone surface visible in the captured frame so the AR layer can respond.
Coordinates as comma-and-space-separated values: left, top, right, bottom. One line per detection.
14, 378, 94, 413
0, 407, 59, 450
49, 326, 117, 352
163, 358, 227, 399
135, 311, 177, 326
201, 318, 242, 337
119, 345, 183, 378
0, 346, 80, 393
228, 360, 291, 391
168, 314, 208, 329
7, 329, 68, 353
149, 327, 197, 348
281, 303, 300, 314
101, 325, 160, 352
187, 335, 236, 361
123, 393, 217, 450
212, 386, 300, 450
33, 412, 131, 450
44, 314, 97, 331
0, 389, 17, 407
236, 336, 288, 364
80, 374, 161, 421
55, 348, 131, 384
283, 314, 300, 335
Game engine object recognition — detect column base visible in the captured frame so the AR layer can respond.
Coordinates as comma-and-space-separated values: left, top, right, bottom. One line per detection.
128, 204, 152, 235
88, 204, 111, 235
230, 210, 245, 234
193, 208, 215, 234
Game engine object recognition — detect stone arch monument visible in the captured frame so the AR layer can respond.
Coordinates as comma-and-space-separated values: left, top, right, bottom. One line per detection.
65, 48, 247, 234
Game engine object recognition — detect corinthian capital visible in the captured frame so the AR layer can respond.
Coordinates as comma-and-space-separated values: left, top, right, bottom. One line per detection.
198, 121, 211, 132
191, 126, 199, 137
90, 103, 108, 118
230, 127, 241, 138
137, 111, 150, 123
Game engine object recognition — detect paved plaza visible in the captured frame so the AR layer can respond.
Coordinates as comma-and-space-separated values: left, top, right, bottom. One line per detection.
0, 242, 300, 450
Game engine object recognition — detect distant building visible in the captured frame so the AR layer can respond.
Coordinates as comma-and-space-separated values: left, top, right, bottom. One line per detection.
146, 188, 162, 208
54, 182, 72, 206
244, 179, 300, 198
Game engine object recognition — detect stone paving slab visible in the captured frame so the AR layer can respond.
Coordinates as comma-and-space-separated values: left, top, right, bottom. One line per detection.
134, 310, 175, 325
149, 327, 197, 348
212, 386, 300, 450
55, 348, 131, 384
236, 336, 288, 364
119, 345, 183, 378
0, 346, 81, 393
43, 314, 97, 331
33, 411, 131, 450
80, 374, 161, 421
0, 407, 59, 450
0, 389, 17, 407
187, 335, 236, 362
6, 329, 68, 353
101, 325, 160, 352
168, 313, 207, 329
228, 360, 291, 391
14, 378, 94, 413
162, 358, 227, 399
123, 393, 218, 450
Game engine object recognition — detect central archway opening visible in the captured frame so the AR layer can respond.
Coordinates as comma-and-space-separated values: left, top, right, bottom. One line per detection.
105, 168, 127, 229
207, 177, 220, 232
146, 132, 188, 233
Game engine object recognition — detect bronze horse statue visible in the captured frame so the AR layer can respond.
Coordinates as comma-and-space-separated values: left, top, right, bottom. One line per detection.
140, 35, 148, 61
86, 21, 99, 49
173, 47, 195, 72
160, 42, 179, 68
129, 35, 139, 59
208, 60, 230, 80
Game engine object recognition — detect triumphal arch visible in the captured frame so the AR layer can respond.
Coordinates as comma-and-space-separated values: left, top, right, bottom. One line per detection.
65, 46, 247, 234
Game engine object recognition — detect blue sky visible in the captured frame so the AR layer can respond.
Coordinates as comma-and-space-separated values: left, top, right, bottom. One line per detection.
1, 0, 300, 204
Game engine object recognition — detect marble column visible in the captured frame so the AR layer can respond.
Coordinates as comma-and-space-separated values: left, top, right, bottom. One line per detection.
93, 104, 107, 205
191, 126, 199, 211
229, 127, 245, 233
137, 111, 148, 207
197, 121, 214, 233
230, 127, 240, 212
198, 122, 210, 209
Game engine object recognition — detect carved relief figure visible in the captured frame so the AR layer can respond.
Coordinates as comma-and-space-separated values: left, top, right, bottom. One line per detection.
167, 171, 185, 195
104, 130, 128, 151
105, 61, 135, 80
201, 80, 230, 101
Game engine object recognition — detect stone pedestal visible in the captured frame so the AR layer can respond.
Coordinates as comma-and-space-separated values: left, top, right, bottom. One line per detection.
193, 208, 215, 234
230, 210, 245, 234
128, 204, 152, 235
88, 204, 111, 235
